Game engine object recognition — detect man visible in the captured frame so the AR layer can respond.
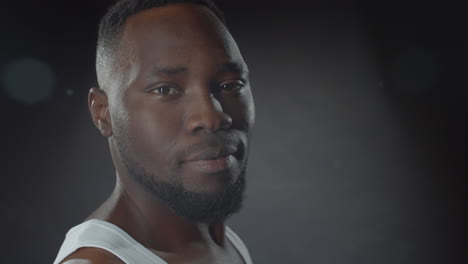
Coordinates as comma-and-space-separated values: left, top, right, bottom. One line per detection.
53, 0, 255, 263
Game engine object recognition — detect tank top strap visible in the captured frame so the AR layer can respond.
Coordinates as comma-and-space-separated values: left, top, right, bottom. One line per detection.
53, 219, 167, 264
226, 226, 253, 264
54, 219, 252, 264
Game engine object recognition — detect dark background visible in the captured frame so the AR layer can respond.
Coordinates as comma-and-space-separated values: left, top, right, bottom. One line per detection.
1, 1, 467, 263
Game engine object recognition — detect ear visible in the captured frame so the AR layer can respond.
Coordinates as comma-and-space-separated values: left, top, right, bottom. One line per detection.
88, 87, 113, 137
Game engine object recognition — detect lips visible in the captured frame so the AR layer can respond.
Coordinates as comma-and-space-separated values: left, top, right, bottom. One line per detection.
183, 146, 237, 162
182, 146, 238, 173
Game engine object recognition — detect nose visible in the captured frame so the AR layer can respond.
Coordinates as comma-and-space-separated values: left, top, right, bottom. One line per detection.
185, 93, 232, 134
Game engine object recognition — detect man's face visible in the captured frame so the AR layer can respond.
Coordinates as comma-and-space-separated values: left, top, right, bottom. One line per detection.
107, 4, 255, 222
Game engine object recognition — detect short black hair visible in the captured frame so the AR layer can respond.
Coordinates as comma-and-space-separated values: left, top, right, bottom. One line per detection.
96, 0, 226, 88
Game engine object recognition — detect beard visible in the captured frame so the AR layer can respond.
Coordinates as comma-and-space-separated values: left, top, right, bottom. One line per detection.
113, 127, 247, 223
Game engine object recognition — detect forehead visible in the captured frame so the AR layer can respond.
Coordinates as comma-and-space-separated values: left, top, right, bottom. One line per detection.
120, 4, 242, 68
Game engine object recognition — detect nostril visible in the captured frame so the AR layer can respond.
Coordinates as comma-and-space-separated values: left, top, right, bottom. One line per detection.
188, 111, 232, 133
222, 114, 233, 129
186, 93, 232, 133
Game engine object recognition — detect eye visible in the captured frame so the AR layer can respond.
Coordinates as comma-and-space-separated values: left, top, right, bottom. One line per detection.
150, 85, 179, 96
219, 81, 245, 93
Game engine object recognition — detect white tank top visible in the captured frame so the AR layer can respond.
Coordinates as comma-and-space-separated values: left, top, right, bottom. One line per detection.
53, 219, 252, 264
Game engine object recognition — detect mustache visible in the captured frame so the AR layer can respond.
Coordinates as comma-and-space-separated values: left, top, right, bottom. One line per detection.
175, 132, 241, 163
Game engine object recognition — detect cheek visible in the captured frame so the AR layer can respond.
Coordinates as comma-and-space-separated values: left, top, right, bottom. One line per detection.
222, 89, 255, 129
244, 89, 255, 127
123, 100, 184, 168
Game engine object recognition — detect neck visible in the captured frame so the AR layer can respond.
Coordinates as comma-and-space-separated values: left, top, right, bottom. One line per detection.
89, 175, 227, 253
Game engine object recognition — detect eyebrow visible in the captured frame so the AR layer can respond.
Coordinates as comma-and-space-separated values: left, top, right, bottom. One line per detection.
146, 65, 188, 77
217, 62, 249, 76
144, 62, 249, 78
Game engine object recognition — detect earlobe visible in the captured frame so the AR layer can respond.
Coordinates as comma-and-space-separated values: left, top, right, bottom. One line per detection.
97, 119, 112, 137
88, 87, 113, 137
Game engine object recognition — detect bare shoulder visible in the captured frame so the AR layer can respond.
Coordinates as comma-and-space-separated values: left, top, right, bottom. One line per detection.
60, 247, 125, 264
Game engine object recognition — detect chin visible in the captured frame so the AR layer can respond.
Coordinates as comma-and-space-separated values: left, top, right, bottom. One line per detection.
142, 168, 247, 223
180, 169, 240, 193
